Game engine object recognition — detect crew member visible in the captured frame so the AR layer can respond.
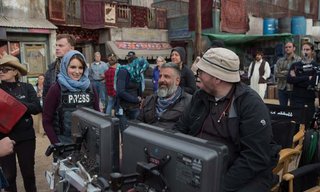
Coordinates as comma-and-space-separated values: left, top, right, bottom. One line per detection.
174, 47, 280, 192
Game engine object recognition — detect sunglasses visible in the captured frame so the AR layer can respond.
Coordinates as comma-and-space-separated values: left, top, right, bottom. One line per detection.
0, 67, 15, 73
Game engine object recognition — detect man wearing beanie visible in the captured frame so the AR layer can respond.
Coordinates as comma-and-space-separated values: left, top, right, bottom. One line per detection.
174, 48, 280, 191
170, 46, 196, 94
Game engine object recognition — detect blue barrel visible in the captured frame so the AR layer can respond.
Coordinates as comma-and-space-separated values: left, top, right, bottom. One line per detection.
278, 17, 291, 33
291, 16, 306, 35
263, 18, 277, 35
275, 19, 279, 33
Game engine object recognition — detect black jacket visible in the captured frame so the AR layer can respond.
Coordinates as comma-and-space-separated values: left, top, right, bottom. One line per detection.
174, 82, 280, 191
180, 65, 197, 95
43, 59, 60, 99
287, 60, 319, 99
116, 69, 141, 110
137, 91, 192, 128
0, 82, 42, 143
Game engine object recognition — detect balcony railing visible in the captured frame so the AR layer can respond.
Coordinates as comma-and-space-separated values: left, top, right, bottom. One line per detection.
48, 0, 167, 30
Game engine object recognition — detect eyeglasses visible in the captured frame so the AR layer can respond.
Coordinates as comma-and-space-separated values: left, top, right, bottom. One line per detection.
0, 67, 15, 73
195, 69, 204, 82
196, 69, 204, 77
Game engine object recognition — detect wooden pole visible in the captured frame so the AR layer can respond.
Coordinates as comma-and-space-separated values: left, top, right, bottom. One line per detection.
195, 0, 202, 57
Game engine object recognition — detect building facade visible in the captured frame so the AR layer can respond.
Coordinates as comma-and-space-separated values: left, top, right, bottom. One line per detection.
0, 0, 57, 84
47, 0, 171, 64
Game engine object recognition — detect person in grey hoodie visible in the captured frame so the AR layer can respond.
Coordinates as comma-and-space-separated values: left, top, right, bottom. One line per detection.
170, 46, 197, 94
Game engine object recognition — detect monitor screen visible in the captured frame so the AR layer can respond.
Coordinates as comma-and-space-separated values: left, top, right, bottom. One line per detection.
121, 122, 229, 192
71, 107, 120, 179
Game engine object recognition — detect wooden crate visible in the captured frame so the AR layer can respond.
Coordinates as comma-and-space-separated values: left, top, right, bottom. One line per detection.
267, 85, 277, 99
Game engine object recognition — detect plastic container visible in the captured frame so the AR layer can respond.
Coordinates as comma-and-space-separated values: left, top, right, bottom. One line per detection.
291, 16, 306, 35
263, 18, 277, 35
278, 17, 291, 33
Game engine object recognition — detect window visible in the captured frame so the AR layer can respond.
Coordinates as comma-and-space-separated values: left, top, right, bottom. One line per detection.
116, 5, 130, 20
305, 0, 310, 13
21, 43, 47, 76
289, 0, 298, 10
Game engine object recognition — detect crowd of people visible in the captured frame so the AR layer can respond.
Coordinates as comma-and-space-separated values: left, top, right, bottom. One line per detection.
1, 32, 320, 191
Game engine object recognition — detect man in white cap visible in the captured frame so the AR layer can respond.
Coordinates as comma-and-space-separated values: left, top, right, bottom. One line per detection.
174, 48, 280, 191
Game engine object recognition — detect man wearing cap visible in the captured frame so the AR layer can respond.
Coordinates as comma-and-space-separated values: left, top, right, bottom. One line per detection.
174, 48, 280, 191
126, 51, 136, 63
0, 55, 42, 191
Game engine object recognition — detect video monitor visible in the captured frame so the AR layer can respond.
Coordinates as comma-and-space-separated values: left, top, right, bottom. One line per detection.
121, 122, 229, 192
71, 107, 120, 179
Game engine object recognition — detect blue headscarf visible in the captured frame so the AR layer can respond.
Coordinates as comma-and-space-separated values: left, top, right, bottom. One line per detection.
114, 57, 149, 91
57, 50, 90, 92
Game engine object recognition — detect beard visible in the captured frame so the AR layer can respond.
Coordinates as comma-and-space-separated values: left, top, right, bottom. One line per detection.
157, 83, 178, 98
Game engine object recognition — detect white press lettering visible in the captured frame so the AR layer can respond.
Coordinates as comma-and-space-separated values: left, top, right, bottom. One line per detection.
68, 95, 74, 103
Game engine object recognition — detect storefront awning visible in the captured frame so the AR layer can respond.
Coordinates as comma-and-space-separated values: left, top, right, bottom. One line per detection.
0, 16, 57, 29
106, 41, 172, 60
202, 33, 293, 44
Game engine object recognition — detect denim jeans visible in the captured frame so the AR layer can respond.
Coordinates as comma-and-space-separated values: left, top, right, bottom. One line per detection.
278, 89, 291, 106
93, 80, 106, 107
106, 96, 115, 115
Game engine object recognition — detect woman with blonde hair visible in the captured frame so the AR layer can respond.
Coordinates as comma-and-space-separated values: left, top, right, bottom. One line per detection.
152, 56, 166, 93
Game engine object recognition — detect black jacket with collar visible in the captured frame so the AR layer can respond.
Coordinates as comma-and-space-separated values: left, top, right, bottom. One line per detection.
0, 81, 42, 143
174, 82, 280, 191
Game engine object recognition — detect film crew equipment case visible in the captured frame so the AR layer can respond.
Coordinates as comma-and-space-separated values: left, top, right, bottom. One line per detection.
0, 88, 27, 134
71, 107, 120, 179
121, 122, 229, 192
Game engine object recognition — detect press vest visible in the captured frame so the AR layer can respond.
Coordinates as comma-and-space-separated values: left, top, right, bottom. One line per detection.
53, 86, 94, 137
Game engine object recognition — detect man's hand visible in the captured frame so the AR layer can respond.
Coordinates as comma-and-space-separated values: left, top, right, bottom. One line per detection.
0, 137, 15, 157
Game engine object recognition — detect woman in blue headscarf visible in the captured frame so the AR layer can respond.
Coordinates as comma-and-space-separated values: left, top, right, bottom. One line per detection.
114, 54, 149, 131
43, 50, 99, 144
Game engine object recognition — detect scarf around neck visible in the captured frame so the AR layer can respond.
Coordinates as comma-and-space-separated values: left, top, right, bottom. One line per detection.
156, 86, 182, 116
57, 50, 90, 92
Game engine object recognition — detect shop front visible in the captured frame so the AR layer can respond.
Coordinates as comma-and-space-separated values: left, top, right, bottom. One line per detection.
106, 40, 172, 61
104, 27, 172, 64
0, 17, 57, 84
